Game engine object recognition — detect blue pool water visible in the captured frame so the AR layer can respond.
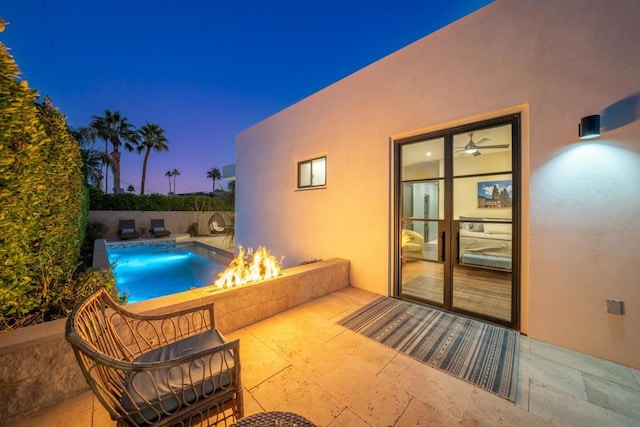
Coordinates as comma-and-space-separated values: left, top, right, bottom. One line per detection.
107, 242, 228, 303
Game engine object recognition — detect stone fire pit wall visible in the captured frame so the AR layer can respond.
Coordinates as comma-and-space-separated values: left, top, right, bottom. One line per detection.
0, 258, 350, 425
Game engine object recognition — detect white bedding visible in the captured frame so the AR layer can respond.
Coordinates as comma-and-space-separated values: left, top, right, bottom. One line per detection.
459, 230, 512, 258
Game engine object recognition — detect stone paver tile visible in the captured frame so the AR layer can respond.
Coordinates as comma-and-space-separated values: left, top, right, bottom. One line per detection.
303, 343, 410, 425
515, 376, 530, 410
226, 328, 290, 389
91, 396, 114, 427
396, 396, 461, 426
250, 365, 346, 426
530, 339, 638, 390
249, 314, 356, 366
332, 286, 381, 307
378, 352, 474, 422
519, 335, 532, 354
529, 380, 640, 427
329, 371, 412, 426
294, 329, 397, 382
241, 387, 266, 417
461, 388, 553, 426
583, 372, 640, 422
300, 338, 409, 426
290, 288, 378, 322
327, 407, 371, 427
519, 352, 587, 399
631, 367, 640, 388
7, 390, 110, 427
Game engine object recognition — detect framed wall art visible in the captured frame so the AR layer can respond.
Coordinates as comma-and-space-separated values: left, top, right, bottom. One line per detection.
477, 179, 512, 208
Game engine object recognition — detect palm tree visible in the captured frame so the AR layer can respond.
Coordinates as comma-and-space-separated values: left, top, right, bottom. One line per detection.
137, 122, 169, 195
206, 167, 221, 193
165, 170, 173, 194
89, 110, 138, 193
70, 126, 112, 188
81, 148, 111, 188
171, 168, 180, 194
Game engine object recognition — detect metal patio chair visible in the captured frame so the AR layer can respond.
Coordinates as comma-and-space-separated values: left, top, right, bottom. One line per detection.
65, 289, 243, 426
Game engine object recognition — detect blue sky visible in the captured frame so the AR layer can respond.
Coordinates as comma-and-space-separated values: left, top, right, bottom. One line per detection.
1, 0, 491, 194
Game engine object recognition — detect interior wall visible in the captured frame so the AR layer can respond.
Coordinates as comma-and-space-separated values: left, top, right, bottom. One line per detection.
236, 0, 640, 368
454, 151, 512, 219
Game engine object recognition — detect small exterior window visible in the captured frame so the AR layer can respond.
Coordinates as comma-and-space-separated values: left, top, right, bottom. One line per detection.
297, 156, 326, 189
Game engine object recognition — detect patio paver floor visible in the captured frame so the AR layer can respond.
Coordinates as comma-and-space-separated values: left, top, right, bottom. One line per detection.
11, 287, 640, 426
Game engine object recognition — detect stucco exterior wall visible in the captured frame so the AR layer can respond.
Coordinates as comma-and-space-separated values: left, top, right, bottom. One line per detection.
235, 0, 640, 368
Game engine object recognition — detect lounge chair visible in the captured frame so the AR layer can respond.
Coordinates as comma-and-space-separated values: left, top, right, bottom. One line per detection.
150, 218, 171, 238
65, 289, 244, 426
118, 219, 139, 240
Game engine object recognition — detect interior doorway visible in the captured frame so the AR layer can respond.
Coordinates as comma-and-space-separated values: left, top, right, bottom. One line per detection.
394, 115, 520, 328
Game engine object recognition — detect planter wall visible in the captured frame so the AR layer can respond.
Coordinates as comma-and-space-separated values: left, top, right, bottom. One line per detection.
0, 258, 349, 425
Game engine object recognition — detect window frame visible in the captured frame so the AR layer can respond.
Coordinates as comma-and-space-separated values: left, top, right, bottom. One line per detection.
296, 155, 327, 190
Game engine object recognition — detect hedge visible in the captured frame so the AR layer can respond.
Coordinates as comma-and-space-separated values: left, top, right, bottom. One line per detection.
88, 186, 233, 211
0, 43, 118, 330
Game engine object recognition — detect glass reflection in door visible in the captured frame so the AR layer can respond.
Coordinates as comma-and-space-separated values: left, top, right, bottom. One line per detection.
399, 137, 444, 306
451, 125, 513, 322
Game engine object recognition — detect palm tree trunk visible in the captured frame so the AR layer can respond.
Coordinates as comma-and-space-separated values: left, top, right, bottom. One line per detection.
104, 140, 108, 193
111, 149, 121, 193
140, 148, 151, 195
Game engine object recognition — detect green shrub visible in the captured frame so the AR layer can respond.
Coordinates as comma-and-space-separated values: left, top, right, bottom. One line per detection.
0, 43, 109, 331
88, 186, 232, 211
0, 268, 120, 329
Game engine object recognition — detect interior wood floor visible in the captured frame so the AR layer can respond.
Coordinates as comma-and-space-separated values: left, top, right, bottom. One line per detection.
400, 258, 512, 322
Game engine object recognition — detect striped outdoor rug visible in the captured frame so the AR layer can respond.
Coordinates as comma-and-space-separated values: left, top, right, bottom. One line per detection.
339, 297, 519, 401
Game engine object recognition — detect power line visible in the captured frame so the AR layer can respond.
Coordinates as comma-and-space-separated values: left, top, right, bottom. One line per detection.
42, 0, 62, 94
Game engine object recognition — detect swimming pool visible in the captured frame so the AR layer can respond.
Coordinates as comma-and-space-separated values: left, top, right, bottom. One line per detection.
107, 241, 229, 303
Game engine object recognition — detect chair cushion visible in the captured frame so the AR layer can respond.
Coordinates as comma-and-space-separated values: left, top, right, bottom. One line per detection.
121, 228, 135, 234
121, 329, 235, 424
403, 243, 422, 252
153, 226, 165, 233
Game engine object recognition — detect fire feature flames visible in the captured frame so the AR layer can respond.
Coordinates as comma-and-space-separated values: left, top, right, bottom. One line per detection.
213, 246, 282, 290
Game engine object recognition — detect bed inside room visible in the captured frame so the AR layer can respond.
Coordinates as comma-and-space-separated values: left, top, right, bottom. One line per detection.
459, 217, 512, 271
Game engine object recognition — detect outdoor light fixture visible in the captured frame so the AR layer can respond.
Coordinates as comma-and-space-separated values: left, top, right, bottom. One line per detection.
579, 114, 600, 139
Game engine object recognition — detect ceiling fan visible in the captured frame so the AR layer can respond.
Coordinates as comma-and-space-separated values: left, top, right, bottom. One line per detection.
455, 133, 510, 156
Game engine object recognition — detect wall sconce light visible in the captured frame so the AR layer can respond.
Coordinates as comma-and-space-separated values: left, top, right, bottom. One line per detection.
579, 114, 600, 139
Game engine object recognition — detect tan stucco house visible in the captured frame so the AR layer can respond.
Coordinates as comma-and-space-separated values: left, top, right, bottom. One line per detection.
235, 0, 640, 368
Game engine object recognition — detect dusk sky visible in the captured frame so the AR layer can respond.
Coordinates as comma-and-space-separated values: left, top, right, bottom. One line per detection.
2, 1, 491, 194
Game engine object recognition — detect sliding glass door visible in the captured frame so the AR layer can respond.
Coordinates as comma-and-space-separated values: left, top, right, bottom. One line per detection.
396, 115, 519, 328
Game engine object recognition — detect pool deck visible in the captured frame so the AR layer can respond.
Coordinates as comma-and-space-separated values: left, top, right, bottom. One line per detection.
11, 287, 640, 426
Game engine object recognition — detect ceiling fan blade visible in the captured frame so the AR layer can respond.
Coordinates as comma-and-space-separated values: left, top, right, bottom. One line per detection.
472, 150, 482, 156
478, 144, 510, 149
476, 137, 491, 144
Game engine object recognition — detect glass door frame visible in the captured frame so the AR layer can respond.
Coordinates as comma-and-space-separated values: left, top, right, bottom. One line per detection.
393, 114, 521, 330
